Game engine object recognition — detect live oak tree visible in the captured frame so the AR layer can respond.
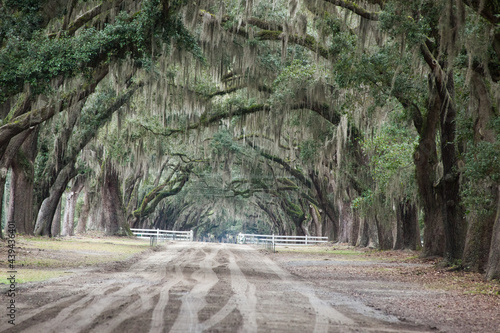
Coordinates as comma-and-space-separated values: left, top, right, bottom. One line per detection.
1, 0, 500, 281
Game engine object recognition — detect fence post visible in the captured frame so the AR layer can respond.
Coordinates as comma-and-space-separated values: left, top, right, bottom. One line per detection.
305, 234, 308, 245
272, 233, 275, 247
190, 230, 194, 242
157, 228, 160, 239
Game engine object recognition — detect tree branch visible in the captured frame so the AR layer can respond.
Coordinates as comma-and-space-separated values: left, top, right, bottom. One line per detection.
323, 0, 381, 20
0, 66, 109, 152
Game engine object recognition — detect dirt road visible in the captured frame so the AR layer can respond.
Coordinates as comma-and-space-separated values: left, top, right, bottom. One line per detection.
1, 242, 431, 333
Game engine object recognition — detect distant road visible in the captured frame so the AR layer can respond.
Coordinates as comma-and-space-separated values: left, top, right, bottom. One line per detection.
2, 242, 430, 332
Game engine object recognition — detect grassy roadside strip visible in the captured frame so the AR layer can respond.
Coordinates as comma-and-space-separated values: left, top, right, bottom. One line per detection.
0, 236, 152, 284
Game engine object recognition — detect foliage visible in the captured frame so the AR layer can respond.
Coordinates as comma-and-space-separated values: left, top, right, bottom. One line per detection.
363, 121, 418, 193
379, 1, 435, 47
298, 139, 319, 163
270, 59, 319, 105
351, 189, 373, 212
462, 138, 500, 217
0, 0, 201, 103
210, 129, 242, 155
0, 0, 45, 43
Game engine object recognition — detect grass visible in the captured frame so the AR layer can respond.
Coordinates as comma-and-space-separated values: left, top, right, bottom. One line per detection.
0, 236, 151, 284
0, 269, 73, 284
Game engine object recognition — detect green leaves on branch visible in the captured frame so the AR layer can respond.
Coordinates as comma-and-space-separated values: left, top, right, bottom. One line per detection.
271, 60, 319, 105
379, 1, 433, 47
0, 0, 202, 103
211, 130, 242, 155
299, 139, 320, 164
462, 138, 500, 218
362, 123, 417, 191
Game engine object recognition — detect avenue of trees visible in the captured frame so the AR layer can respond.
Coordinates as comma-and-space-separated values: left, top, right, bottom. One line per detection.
0, 0, 499, 280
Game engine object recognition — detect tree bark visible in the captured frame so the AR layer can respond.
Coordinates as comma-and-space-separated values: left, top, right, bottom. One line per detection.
0, 130, 34, 238
356, 216, 378, 248
61, 177, 84, 236
309, 204, 323, 236
439, 70, 466, 261
0, 67, 108, 156
462, 71, 498, 272
394, 199, 420, 250
76, 187, 90, 235
257, 200, 283, 234
393, 207, 404, 250
375, 214, 392, 250
414, 88, 446, 257
310, 172, 338, 239
85, 190, 101, 232
98, 161, 129, 236
485, 186, 500, 281
7, 130, 38, 235
402, 201, 420, 250
51, 199, 62, 237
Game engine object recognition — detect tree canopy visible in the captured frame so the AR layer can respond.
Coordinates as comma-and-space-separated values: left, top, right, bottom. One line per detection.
1, 0, 500, 280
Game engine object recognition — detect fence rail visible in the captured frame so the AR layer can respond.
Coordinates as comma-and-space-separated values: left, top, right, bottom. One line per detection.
131, 228, 193, 243
237, 233, 328, 248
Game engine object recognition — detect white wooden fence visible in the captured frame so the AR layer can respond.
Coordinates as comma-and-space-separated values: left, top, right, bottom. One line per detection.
237, 233, 328, 247
131, 228, 194, 242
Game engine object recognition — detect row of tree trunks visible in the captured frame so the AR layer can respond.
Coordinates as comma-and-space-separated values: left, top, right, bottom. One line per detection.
34, 163, 77, 236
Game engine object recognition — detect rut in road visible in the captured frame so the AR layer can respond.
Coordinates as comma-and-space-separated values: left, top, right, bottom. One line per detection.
1, 243, 431, 333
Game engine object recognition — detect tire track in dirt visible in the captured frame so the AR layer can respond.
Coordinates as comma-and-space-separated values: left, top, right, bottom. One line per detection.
195, 246, 258, 332
1, 242, 433, 333
257, 254, 355, 330
257, 250, 431, 333
197, 251, 231, 323
169, 244, 220, 332
1, 243, 192, 333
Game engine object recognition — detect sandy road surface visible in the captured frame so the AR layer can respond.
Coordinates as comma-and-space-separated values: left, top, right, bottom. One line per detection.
1, 243, 431, 333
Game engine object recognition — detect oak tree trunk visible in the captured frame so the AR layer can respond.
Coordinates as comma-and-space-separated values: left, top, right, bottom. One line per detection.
309, 204, 322, 237
61, 177, 84, 236
485, 186, 500, 280
394, 199, 420, 250
76, 187, 90, 234
0, 130, 34, 238
439, 71, 466, 261
98, 161, 129, 235
462, 71, 498, 272
375, 215, 393, 250
356, 216, 378, 248
51, 199, 62, 237
414, 90, 445, 257
7, 130, 38, 235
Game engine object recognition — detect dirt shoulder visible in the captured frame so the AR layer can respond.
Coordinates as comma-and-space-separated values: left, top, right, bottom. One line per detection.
0, 235, 152, 284
269, 244, 500, 333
